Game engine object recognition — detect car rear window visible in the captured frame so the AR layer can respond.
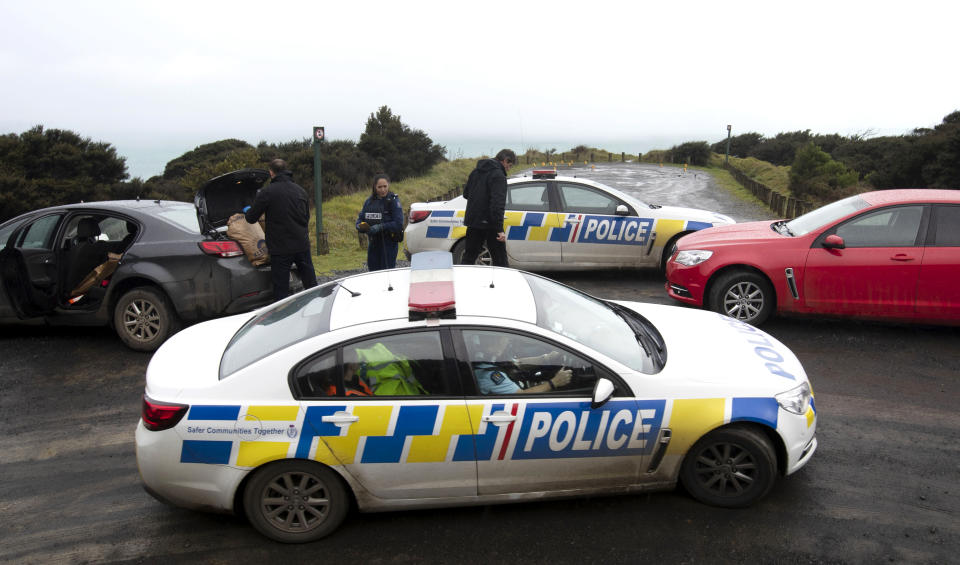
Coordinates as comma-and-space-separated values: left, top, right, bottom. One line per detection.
219, 283, 339, 379
155, 206, 201, 233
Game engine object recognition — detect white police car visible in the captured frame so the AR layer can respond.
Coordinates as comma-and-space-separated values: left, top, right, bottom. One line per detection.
404, 170, 735, 270
136, 251, 816, 543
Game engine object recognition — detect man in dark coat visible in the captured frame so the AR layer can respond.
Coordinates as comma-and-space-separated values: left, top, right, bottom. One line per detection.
244, 158, 318, 300
461, 148, 516, 266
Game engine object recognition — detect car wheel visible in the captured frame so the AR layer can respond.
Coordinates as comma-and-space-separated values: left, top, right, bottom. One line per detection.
680, 427, 777, 508
113, 287, 181, 352
243, 460, 349, 543
451, 239, 492, 266
659, 236, 681, 276
709, 270, 774, 325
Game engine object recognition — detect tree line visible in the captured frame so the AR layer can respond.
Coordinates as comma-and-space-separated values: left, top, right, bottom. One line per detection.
0, 106, 446, 222
2, 108, 957, 222
657, 111, 959, 204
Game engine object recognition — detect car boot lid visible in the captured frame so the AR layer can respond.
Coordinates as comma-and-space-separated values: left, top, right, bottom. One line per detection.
144, 311, 254, 400
194, 168, 269, 234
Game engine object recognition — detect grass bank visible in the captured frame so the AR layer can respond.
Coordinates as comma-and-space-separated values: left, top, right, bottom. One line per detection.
308, 158, 476, 274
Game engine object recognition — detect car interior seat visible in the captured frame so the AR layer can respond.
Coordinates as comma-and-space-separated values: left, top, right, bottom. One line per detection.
65, 218, 110, 296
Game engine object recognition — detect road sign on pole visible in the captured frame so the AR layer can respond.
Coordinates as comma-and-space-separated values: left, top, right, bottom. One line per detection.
313, 126, 328, 255
725, 124, 732, 165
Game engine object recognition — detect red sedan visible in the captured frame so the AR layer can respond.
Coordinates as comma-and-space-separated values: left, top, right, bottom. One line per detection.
665, 189, 960, 325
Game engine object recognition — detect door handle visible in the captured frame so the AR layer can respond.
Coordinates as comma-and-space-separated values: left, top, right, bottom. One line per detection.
890, 254, 915, 262
321, 412, 359, 425
482, 411, 516, 424
565, 216, 581, 225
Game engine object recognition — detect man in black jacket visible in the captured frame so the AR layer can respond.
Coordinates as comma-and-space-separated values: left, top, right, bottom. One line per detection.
461, 149, 515, 266
244, 159, 318, 300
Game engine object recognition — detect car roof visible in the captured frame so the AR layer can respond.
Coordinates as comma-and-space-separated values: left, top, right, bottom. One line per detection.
859, 189, 960, 206
328, 265, 537, 330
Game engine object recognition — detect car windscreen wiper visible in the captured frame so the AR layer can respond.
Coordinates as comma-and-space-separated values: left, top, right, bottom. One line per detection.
606, 301, 667, 369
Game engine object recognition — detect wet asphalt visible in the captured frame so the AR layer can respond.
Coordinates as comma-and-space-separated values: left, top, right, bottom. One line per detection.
0, 163, 957, 564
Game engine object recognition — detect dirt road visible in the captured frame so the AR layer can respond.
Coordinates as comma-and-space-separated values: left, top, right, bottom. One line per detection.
1, 164, 957, 564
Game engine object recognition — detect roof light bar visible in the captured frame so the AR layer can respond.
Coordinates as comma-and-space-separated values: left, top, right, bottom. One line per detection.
532, 169, 557, 179
408, 251, 456, 321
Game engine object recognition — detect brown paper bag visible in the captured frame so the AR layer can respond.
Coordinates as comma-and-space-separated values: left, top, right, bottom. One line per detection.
70, 252, 122, 297
227, 213, 270, 266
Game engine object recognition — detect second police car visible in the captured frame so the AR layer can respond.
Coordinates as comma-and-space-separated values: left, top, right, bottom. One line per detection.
136, 251, 817, 543
404, 170, 735, 271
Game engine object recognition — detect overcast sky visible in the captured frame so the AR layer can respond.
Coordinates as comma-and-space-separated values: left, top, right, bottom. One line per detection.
2, 0, 957, 179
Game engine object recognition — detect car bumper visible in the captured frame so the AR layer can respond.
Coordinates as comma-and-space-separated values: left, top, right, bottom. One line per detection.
778, 405, 818, 476
664, 262, 710, 307
135, 420, 246, 513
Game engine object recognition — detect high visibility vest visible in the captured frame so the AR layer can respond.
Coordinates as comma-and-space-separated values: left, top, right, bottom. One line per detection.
325, 380, 372, 397
356, 342, 426, 396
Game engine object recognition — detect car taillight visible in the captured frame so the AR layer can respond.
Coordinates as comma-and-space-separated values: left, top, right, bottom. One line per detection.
142, 394, 189, 431
198, 240, 244, 257
409, 210, 431, 223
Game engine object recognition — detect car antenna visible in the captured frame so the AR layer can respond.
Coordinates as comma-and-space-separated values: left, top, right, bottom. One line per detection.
338, 281, 361, 297
489, 268, 496, 288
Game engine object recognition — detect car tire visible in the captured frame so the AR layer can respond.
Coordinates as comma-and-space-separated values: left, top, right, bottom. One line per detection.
680, 427, 777, 508
113, 287, 181, 352
709, 270, 774, 325
243, 460, 349, 543
659, 236, 682, 276
451, 238, 492, 266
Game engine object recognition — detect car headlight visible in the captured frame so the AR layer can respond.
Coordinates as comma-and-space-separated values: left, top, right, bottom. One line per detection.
673, 250, 713, 266
775, 382, 812, 415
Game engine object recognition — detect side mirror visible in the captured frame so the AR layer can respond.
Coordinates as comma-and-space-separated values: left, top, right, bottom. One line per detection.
615, 204, 629, 216
591, 378, 615, 409
822, 234, 845, 249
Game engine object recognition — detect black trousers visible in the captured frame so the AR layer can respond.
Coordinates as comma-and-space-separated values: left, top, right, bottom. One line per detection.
462, 227, 508, 267
271, 250, 318, 301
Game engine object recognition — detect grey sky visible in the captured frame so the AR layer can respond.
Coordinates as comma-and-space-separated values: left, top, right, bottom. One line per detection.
2, 0, 957, 179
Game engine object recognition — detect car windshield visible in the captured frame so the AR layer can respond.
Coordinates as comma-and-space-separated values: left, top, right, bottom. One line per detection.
785, 195, 870, 236
219, 282, 339, 379
522, 273, 662, 373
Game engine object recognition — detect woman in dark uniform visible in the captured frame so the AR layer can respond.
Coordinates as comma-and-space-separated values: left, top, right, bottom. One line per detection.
356, 174, 403, 271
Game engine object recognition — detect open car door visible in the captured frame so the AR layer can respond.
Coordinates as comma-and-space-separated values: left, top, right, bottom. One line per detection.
0, 213, 64, 318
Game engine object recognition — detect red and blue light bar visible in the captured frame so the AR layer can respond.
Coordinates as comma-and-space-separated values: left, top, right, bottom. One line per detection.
408, 251, 456, 321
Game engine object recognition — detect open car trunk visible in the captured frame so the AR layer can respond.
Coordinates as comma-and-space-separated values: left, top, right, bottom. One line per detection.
194, 168, 269, 236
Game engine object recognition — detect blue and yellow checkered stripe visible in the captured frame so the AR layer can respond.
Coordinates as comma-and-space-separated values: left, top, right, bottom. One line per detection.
177, 396, 812, 467
424, 210, 713, 245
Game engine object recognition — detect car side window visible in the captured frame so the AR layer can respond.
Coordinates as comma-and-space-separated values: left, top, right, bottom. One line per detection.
294, 331, 450, 399
294, 351, 340, 397
558, 183, 624, 215
506, 183, 550, 212
462, 329, 602, 396
835, 205, 924, 247
0, 218, 28, 248
16, 214, 61, 249
929, 205, 960, 246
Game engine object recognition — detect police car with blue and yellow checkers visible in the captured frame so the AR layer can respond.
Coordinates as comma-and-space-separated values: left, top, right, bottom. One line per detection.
404, 170, 735, 270
136, 251, 816, 543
